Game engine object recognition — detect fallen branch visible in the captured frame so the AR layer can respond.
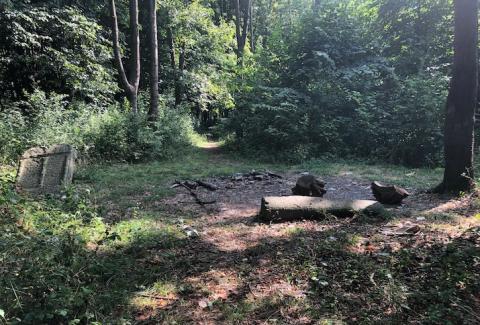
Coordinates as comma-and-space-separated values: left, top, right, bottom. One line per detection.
172, 180, 217, 191
177, 182, 216, 206
266, 171, 283, 179
137, 294, 177, 300
196, 180, 218, 191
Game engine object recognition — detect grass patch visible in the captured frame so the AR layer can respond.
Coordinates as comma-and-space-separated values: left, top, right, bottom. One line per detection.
0, 171, 188, 324
298, 159, 443, 189
77, 145, 443, 213
76, 144, 288, 210
3, 145, 478, 324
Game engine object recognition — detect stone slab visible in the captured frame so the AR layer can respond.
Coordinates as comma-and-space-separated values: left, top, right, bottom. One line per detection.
16, 144, 77, 194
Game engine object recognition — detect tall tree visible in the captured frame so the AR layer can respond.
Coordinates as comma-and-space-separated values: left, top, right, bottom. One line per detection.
249, 1, 254, 52
110, 0, 141, 113
148, 0, 159, 120
439, 0, 478, 193
166, 27, 185, 106
234, 0, 251, 63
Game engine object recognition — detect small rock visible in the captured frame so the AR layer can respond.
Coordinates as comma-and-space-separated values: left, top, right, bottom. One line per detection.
198, 299, 209, 309
182, 225, 199, 238
292, 175, 326, 197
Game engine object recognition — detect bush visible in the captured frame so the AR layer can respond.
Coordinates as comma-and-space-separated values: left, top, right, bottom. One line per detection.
227, 73, 447, 167
0, 108, 28, 165
224, 0, 449, 167
0, 90, 194, 164
227, 87, 320, 162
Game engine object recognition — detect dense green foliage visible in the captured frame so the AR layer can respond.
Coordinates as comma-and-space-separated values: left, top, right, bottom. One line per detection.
228, 0, 451, 166
0, 0, 455, 166
2, 1, 479, 323
0, 90, 193, 164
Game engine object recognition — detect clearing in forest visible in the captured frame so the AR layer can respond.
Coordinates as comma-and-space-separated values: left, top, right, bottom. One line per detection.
77, 142, 480, 324
1, 142, 479, 324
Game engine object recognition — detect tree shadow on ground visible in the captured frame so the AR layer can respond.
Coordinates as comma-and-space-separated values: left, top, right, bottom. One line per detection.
78, 216, 480, 324
3, 171, 480, 325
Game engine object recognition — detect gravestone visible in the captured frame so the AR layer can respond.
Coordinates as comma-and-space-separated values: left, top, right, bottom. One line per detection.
16, 144, 77, 194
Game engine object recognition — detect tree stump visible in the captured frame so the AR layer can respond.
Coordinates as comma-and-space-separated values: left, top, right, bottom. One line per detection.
291, 175, 326, 197
371, 181, 410, 205
259, 196, 384, 222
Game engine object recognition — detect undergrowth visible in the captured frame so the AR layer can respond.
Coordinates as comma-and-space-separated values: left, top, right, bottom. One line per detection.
0, 167, 187, 324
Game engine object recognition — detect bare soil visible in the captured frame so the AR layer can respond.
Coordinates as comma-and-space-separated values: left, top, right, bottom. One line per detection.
135, 147, 480, 324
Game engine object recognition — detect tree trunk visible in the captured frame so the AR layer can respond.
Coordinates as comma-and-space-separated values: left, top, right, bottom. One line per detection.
234, 0, 250, 64
148, 0, 159, 120
175, 44, 185, 106
439, 0, 478, 193
259, 196, 385, 222
234, 0, 243, 62
110, 0, 141, 114
167, 28, 176, 70
167, 27, 183, 107
249, 0, 254, 52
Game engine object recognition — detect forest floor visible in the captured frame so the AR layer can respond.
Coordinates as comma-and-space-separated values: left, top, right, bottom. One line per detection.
2, 141, 480, 324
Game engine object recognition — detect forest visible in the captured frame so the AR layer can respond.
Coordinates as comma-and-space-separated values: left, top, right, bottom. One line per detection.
0, 0, 479, 323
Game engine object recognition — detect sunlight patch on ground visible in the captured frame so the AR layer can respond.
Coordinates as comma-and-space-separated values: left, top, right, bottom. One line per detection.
131, 281, 178, 307
196, 141, 224, 149
187, 269, 241, 302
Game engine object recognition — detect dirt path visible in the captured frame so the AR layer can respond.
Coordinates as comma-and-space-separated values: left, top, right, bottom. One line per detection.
136, 144, 480, 324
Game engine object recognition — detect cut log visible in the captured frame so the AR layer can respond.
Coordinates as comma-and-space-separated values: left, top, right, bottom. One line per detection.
259, 196, 385, 222
371, 181, 410, 205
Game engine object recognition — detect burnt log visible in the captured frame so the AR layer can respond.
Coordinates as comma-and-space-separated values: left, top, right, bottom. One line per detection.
196, 180, 218, 191
259, 196, 384, 222
371, 181, 410, 205
292, 175, 326, 197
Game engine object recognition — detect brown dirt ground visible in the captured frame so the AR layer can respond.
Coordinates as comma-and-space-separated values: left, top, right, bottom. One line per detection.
135, 151, 480, 324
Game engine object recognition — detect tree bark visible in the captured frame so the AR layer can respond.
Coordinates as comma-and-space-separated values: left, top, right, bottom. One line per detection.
148, 0, 159, 121
249, 0, 254, 52
175, 43, 186, 106
259, 196, 385, 222
167, 27, 183, 107
234, 0, 251, 64
439, 0, 478, 193
110, 0, 141, 114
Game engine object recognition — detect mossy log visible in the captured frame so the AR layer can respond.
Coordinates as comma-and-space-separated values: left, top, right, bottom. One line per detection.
259, 196, 384, 222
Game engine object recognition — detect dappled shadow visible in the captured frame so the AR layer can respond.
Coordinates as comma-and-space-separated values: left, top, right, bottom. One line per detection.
3, 198, 479, 324
13, 157, 480, 323
85, 215, 479, 324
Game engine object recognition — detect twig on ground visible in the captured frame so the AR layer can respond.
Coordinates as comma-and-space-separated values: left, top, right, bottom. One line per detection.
138, 294, 177, 301
177, 182, 216, 206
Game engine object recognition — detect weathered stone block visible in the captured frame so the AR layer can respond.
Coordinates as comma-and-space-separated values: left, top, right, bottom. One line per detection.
16, 144, 77, 194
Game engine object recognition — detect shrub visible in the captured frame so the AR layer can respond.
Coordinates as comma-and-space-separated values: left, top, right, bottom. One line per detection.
226, 73, 447, 167
228, 87, 318, 162
0, 90, 194, 164
0, 108, 28, 165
